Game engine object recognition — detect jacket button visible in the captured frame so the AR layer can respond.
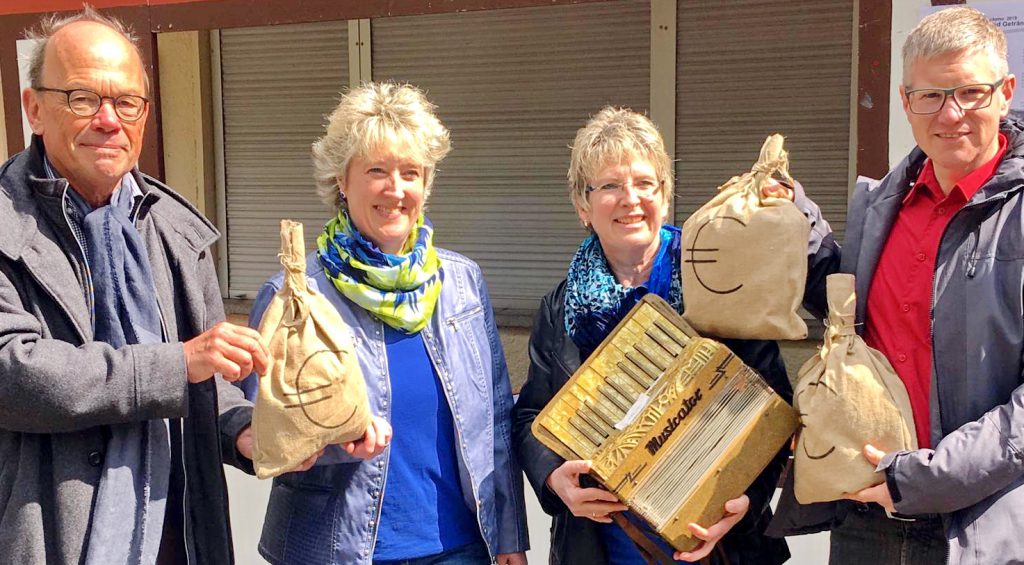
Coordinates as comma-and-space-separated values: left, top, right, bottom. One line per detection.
855, 502, 869, 513
87, 451, 104, 467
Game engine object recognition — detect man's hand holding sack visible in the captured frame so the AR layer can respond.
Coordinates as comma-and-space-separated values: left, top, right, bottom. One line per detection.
791, 273, 916, 504
680, 136, 916, 504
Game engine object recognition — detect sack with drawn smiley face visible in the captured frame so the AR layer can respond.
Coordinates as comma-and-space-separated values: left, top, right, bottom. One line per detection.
251, 220, 371, 479
681, 134, 809, 340
791, 273, 917, 503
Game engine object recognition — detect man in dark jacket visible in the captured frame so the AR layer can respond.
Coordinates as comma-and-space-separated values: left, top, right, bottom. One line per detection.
773, 7, 1024, 565
0, 8, 268, 564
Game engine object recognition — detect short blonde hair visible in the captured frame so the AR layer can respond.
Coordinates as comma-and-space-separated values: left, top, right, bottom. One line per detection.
903, 7, 1008, 84
567, 107, 673, 216
312, 82, 451, 211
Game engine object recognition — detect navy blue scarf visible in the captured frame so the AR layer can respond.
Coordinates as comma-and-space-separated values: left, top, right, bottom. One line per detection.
564, 225, 682, 360
67, 179, 170, 565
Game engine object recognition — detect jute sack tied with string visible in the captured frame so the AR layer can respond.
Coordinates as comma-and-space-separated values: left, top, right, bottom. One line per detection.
252, 220, 371, 479
681, 134, 809, 340
791, 273, 917, 504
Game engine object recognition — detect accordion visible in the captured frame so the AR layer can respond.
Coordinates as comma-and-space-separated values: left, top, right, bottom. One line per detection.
532, 295, 797, 552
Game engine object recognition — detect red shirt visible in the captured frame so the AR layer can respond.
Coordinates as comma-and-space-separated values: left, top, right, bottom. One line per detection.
863, 133, 1008, 449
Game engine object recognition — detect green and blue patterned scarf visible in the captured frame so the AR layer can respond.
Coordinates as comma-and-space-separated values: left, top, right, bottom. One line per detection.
564, 225, 682, 360
316, 210, 442, 334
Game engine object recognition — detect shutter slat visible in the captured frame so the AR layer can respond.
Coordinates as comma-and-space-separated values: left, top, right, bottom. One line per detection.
221, 21, 349, 297
371, 2, 651, 310
674, 0, 854, 241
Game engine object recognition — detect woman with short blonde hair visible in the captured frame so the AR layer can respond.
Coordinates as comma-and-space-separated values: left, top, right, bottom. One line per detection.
567, 106, 674, 217
513, 107, 792, 565
243, 82, 528, 565
312, 81, 451, 211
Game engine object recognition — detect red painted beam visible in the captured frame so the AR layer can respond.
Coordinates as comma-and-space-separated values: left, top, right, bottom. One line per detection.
856, 0, 891, 178
0, 0, 206, 17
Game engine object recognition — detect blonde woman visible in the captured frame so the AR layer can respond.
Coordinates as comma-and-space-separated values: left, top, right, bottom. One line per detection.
512, 107, 792, 565
241, 82, 528, 565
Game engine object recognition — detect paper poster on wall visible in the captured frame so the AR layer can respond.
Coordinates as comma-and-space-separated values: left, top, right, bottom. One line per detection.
17, 39, 42, 148
923, 2, 1024, 114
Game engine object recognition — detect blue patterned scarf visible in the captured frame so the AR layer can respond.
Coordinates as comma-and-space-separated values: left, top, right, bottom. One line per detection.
564, 225, 682, 360
316, 210, 442, 334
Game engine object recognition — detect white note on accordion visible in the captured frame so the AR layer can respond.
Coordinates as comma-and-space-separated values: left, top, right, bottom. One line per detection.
615, 392, 650, 431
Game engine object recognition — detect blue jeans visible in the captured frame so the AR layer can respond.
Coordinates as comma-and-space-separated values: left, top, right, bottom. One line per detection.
374, 541, 491, 565
829, 504, 946, 565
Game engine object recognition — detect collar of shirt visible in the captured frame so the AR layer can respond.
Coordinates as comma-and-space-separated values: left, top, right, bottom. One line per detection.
905, 132, 1009, 206
42, 155, 143, 222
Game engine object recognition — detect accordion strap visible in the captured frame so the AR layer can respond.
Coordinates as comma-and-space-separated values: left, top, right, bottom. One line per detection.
610, 512, 675, 565
609, 512, 733, 565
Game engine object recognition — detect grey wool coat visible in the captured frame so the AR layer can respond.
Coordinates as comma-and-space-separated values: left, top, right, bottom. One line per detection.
0, 137, 254, 564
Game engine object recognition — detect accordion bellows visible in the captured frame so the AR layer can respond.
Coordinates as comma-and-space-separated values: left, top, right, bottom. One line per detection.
252, 220, 371, 479
791, 273, 917, 503
532, 295, 797, 552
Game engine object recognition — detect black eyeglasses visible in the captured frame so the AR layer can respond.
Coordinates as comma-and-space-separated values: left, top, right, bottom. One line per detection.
903, 77, 1006, 115
34, 87, 148, 122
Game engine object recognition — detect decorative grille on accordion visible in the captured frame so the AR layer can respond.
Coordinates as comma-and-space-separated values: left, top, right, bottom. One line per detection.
532, 295, 798, 552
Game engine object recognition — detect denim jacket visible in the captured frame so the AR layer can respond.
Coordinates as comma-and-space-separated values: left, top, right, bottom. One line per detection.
242, 248, 529, 565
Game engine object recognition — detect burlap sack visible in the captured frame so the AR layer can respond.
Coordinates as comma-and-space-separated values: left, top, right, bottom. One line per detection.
791, 273, 917, 504
681, 134, 810, 340
251, 220, 371, 479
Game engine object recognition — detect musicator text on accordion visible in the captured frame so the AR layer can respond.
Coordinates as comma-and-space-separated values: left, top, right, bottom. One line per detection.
532, 295, 798, 552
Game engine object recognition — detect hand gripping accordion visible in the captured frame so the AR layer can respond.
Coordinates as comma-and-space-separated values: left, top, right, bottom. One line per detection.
532, 295, 798, 552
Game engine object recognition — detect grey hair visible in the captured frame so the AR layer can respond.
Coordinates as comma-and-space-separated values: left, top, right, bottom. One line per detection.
25, 5, 149, 96
903, 6, 1008, 84
312, 81, 451, 212
567, 106, 674, 216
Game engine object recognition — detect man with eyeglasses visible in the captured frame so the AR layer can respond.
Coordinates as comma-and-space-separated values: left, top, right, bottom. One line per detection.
772, 7, 1024, 565
0, 8, 269, 565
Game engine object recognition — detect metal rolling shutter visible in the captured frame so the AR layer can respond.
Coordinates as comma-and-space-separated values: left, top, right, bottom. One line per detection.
371, 2, 650, 311
674, 0, 853, 240
220, 22, 348, 297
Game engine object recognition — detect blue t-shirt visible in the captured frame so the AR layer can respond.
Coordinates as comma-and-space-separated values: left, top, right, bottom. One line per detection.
372, 326, 481, 561
600, 515, 694, 565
